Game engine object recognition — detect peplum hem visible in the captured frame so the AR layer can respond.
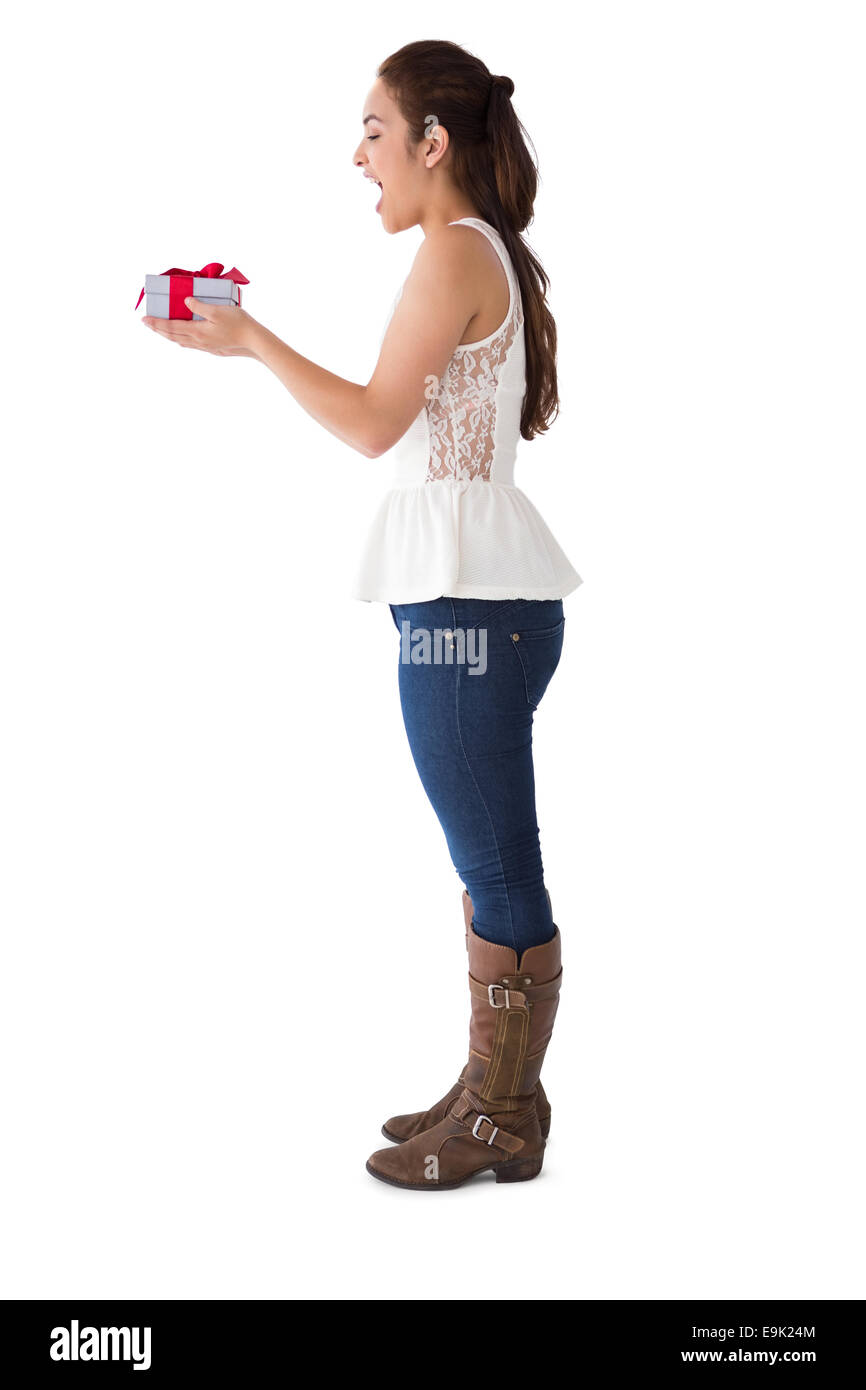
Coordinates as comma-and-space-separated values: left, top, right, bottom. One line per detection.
352, 479, 583, 605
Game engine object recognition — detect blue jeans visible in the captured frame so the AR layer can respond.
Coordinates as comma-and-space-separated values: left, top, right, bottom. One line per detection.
388, 596, 566, 956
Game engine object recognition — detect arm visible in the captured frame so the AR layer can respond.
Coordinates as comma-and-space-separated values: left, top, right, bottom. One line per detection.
247, 226, 482, 458
142, 226, 484, 457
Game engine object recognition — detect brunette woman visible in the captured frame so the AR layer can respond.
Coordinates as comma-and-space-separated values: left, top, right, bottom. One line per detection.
142, 39, 582, 1190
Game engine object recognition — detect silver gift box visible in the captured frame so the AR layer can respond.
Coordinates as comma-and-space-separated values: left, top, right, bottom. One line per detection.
143, 274, 242, 320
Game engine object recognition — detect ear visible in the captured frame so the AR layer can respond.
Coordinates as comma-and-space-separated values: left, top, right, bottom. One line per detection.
423, 123, 450, 170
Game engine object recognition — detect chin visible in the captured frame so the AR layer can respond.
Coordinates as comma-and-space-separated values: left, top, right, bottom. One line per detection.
382, 210, 414, 236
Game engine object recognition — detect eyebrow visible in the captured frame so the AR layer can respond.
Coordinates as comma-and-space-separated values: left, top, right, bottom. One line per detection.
363, 114, 384, 125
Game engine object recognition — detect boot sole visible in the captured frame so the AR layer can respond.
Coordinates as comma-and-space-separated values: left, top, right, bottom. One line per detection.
381, 1114, 551, 1146
365, 1153, 544, 1190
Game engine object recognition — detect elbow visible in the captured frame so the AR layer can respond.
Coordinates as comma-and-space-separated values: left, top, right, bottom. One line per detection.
356, 399, 404, 458
357, 430, 397, 460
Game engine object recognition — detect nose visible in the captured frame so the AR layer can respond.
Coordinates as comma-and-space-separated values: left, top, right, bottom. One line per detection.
353, 140, 368, 168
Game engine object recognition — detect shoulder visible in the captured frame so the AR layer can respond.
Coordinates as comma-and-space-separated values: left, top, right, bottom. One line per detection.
408, 222, 498, 287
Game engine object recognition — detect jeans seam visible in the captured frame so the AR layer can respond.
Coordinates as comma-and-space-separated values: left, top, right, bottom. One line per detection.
449, 597, 519, 955
510, 635, 533, 708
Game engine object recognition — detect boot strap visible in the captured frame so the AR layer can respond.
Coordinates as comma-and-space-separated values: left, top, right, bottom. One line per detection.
469, 969, 562, 1010
450, 1094, 526, 1155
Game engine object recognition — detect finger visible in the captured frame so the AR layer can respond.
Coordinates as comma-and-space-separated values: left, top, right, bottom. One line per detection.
145, 315, 196, 336
145, 320, 199, 345
142, 305, 209, 334
184, 295, 221, 319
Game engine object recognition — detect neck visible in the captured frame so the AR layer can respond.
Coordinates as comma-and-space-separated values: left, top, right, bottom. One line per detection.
419, 189, 484, 236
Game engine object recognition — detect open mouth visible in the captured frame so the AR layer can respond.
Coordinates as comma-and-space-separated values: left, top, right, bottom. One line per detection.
368, 177, 383, 213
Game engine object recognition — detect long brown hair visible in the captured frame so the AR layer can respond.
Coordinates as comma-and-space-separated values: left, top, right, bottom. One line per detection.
378, 39, 559, 440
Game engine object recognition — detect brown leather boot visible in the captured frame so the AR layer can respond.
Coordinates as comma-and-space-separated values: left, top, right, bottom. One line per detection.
381, 890, 553, 1143
366, 914, 562, 1189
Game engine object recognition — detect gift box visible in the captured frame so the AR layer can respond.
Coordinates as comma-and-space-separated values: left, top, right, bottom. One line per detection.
135, 263, 249, 319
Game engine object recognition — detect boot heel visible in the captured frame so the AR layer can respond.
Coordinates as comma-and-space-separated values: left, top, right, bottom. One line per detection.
496, 1154, 544, 1183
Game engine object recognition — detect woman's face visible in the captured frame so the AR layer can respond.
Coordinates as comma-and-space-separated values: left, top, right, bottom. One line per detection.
353, 78, 433, 234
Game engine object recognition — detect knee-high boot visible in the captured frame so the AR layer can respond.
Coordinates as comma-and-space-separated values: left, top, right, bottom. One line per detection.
366, 904, 562, 1190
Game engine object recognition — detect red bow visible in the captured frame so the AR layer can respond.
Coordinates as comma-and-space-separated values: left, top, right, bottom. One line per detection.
135, 263, 249, 316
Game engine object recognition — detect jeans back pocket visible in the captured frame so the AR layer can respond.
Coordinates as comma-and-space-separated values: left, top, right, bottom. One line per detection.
508, 613, 566, 709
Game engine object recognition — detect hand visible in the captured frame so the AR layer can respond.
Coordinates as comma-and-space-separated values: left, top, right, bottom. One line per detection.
141, 295, 263, 358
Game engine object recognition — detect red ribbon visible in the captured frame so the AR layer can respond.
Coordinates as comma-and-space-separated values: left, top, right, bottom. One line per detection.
135, 262, 249, 317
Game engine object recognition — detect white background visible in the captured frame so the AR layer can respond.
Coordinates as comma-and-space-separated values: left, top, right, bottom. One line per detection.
2, 0, 863, 1301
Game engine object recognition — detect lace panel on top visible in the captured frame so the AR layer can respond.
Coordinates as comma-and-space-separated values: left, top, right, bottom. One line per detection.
425, 280, 522, 484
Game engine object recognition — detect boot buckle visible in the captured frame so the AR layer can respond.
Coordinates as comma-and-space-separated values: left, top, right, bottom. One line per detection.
472, 1114, 500, 1146
488, 983, 510, 1008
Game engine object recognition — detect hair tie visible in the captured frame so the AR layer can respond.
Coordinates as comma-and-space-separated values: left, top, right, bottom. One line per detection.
490, 73, 515, 99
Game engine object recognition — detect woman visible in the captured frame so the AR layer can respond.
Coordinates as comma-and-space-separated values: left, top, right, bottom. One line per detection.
142, 39, 582, 1190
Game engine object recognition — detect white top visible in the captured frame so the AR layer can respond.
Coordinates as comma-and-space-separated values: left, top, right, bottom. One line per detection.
352, 218, 583, 604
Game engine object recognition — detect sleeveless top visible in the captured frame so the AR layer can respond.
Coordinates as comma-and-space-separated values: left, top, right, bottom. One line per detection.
352, 217, 583, 604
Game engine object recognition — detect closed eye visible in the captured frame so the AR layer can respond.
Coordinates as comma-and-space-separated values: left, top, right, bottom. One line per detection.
367, 134, 380, 141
